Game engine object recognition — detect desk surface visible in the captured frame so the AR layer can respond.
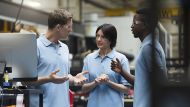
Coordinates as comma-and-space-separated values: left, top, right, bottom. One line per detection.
1, 88, 43, 107
124, 98, 133, 103
2, 89, 43, 94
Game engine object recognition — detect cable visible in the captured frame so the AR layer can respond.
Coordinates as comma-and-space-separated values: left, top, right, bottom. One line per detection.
0, 62, 5, 107
11, 0, 24, 32
0, 87, 3, 107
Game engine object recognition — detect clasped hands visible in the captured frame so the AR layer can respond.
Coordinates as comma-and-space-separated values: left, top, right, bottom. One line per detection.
94, 74, 109, 84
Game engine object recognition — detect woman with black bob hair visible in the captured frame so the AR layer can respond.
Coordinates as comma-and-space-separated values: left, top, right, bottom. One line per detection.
95, 23, 117, 49
82, 24, 131, 107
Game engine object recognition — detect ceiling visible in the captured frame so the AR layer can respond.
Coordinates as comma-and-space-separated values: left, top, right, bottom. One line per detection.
2, 0, 182, 22
6, 0, 181, 11
8, 0, 145, 12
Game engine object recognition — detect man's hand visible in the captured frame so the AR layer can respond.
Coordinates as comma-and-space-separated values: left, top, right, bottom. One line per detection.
49, 68, 69, 84
95, 74, 109, 84
73, 71, 89, 86
111, 58, 123, 74
111, 58, 135, 85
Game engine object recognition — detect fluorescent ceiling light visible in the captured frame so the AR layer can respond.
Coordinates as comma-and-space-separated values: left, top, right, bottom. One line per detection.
25, 1, 41, 8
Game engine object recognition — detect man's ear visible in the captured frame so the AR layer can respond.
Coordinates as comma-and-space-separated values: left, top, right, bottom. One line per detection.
56, 24, 61, 31
142, 22, 148, 30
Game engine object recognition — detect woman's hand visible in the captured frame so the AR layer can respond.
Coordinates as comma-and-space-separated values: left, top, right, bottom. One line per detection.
95, 74, 109, 84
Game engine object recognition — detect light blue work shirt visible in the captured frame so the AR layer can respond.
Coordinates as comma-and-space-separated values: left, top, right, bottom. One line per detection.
30, 34, 70, 107
83, 49, 130, 107
134, 34, 167, 107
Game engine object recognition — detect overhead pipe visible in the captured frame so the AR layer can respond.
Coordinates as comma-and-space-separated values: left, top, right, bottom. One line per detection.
84, 0, 109, 9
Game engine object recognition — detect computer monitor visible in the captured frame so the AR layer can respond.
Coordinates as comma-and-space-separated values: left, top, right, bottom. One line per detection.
0, 33, 37, 82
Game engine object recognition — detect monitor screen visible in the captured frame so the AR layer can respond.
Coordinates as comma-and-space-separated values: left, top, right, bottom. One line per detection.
0, 33, 37, 81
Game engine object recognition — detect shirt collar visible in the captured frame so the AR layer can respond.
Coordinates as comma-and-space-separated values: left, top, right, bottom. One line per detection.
140, 34, 152, 48
94, 49, 116, 59
40, 34, 62, 47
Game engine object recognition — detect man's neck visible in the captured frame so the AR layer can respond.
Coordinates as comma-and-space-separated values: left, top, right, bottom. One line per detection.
139, 31, 150, 42
46, 30, 59, 43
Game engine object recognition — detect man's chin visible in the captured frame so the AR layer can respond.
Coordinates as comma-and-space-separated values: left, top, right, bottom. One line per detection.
61, 35, 69, 40
133, 35, 139, 38
97, 46, 102, 49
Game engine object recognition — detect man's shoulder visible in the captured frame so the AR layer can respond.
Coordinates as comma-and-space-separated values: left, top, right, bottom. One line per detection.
37, 37, 44, 47
141, 43, 152, 51
59, 41, 68, 48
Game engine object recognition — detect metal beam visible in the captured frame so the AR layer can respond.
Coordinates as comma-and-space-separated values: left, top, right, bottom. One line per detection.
0, 0, 85, 35
84, 0, 109, 9
0, 1, 48, 25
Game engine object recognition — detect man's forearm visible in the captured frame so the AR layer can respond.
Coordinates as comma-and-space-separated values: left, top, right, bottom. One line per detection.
22, 76, 51, 86
120, 70, 135, 85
